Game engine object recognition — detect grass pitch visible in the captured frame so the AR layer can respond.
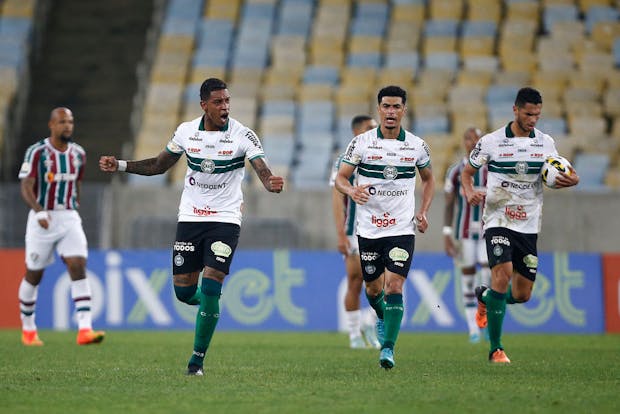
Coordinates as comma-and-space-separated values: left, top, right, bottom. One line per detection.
0, 330, 618, 414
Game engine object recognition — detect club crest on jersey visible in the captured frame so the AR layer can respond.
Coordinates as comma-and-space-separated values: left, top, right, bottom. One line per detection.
200, 159, 216, 173
174, 254, 184, 266
515, 161, 528, 175
383, 165, 398, 180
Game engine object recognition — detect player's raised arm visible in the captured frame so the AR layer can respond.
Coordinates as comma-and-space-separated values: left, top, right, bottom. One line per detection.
99, 150, 180, 176
249, 157, 284, 193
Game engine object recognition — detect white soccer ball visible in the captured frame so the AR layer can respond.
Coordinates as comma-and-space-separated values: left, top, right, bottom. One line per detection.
541, 155, 572, 188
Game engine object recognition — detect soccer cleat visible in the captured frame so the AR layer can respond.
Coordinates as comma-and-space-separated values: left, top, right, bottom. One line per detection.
76, 329, 105, 345
187, 364, 204, 376
379, 348, 395, 369
375, 318, 385, 347
362, 324, 381, 349
475, 285, 488, 329
489, 348, 511, 364
469, 332, 481, 344
350, 336, 367, 349
22, 330, 44, 346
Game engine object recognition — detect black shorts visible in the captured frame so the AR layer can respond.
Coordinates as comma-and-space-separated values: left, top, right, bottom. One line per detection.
172, 221, 240, 275
485, 227, 538, 281
357, 234, 415, 282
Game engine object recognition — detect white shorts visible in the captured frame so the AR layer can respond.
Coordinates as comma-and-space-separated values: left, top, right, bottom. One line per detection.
455, 238, 488, 269
346, 235, 359, 256
25, 209, 88, 270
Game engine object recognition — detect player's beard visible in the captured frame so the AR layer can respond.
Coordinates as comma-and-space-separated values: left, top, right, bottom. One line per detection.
60, 134, 72, 143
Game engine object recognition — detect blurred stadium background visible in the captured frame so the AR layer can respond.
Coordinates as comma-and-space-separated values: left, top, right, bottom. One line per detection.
0, 0, 619, 252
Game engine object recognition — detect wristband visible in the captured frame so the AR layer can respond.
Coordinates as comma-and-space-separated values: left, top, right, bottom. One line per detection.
35, 211, 49, 221
442, 226, 453, 236
117, 160, 127, 172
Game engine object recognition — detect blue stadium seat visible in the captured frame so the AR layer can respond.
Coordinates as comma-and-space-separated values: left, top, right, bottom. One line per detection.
543, 4, 578, 34
424, 52, 459, 72
585, 6, 620, 34
573, 152, 610, 191
165, 0, 204, 21
303, 65, 340, 85
424, 20, 459, 37
0, 17, 32, 39
538, 117, 567, 136
486, 85, 520, 106
197, 19, 234, 50
462, 21, 497, 37
385, 52, 420, 72
413, 115, 450, 136
262, 100, 297, 117
614, 38, 620, 67
347, 52, 382, 68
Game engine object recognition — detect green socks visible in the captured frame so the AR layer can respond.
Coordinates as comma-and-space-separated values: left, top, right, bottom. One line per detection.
174, 284, 201, 305
383, 294, 404, 351
505, 285, 525, 305
484, 288, 507, 352
188, 279, 222, 367
366, 290, 386, 320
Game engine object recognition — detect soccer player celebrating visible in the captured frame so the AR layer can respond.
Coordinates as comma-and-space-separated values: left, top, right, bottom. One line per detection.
335, 86, 435, 369
329, 115, 380, 349
18, 107, 105, 346
99, 78, 284, 375
461, 87, 579, 363
443, 127, 490, 343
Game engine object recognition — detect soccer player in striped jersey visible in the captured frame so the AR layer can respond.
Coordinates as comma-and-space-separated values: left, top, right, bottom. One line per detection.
443, 127, 490, 344
335, 86, 435, 369
99, 78, 284, 376
18, 107, 105, 346
462, 87, 579, 363
329, 115, 380, 349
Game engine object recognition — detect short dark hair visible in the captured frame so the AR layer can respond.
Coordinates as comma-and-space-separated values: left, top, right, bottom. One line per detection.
515, 87, 542, 107
351, 115, 373, 130
200, 78, 227, 101
377, 85, 407, 105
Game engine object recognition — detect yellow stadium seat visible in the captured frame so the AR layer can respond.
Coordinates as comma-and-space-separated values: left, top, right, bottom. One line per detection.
151, 60, 189, 84
549, 21, 585, 48
335, 84, 372, 106
392, 3, 425, 23
494, 70, 531, 86
1, 0, 35, 17
260, 84, 296, 101
451, 112, 489, 136
604, 88, 620, 118
341, 67, 377, 86
500, 51, 536, 74
423, 37, 457, 55
349, 36, 383, 54
429, 0, 464, 20
298, 83, 333, 101
565, 101, 604, 119
264, 67, 302, 87
578, 52, 615, 75
337, 102, 373, 119
568, 72, 606, 95
460, 37, 495, 58
506, 1, 540, 22
591, 21, 620, 51
578, 0, 613, 13
189, 66, 226, 84
375, 68, 415, 90
259, 115, 295, 136
456, 70, 493, 88
412, 103, 449, 119
205, 1, 241, 20
540, 99, 564, 118
605, 167, 620, 189
467, 0, 502, 22
448, 85, 485, 111
158, 35, 194, 55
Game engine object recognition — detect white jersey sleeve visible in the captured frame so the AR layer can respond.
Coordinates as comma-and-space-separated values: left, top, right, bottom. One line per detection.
239, 127, 265, 161
469, 135, 491, 168
342, 137, 363, 166
417, 141, 431, 169
166, 123, 187, 155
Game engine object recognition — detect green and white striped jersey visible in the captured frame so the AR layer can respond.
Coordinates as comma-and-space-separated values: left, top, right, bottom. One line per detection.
469, 122, 558, 234
166, 116, 264, 225
342, 126, 431, 239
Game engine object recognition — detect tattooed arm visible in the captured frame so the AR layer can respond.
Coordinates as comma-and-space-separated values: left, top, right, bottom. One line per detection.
249, 157, 284, 193
99, 151, 180, 176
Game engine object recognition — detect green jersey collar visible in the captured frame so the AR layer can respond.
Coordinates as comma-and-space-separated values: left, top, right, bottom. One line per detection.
505, 121, 535, 138
199, 116, 229, 132
377, 126, 405, 141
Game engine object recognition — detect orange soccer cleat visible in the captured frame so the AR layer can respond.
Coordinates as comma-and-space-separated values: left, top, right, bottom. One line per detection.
22, 330, 44, 346
76, 329, 105, 345
474, 285, 488, 329
489, 348, 511, 364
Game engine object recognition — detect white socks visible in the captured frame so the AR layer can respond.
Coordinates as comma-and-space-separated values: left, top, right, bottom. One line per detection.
345, 309, 362, 340
71, 279, 93, 330
18, 279, 38, 331
461, 273, 479, 335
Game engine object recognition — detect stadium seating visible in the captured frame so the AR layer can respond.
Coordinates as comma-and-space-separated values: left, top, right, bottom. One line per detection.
128, 0, 620, 190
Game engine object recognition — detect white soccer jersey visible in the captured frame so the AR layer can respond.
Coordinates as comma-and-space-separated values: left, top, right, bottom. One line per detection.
342, 127, 431, 239
329, 154, 357, 237
166, 116, 265, 225
469, 122, 558, 234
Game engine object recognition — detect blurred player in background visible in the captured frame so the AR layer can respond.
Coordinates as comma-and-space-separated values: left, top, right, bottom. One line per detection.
18, 107, 105, 346
443, 127, 490, 344
99, 78, 284, 376
336, 85, 435, 369
462, 87, 579, 363
330, 115, 380, 349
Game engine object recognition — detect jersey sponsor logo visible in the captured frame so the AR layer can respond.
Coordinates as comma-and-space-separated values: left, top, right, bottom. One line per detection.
505, 205, 527, 220
523, 254, 538, 269
189, 132, 201, 141
388, 247, 409, 262
470, 143, 482, 160
174, 241, 195, 252
200, 159, 216, 173
490, 235, 510, 246
193, 205, 218, 216
167, 140, 182, 153
371, 213, 397, 228
189, 177, 227, 190
368, 187, 408, 197
368, 140, 382, 150
345, 138, 358, 161
515, 161, 529, 175
218, 150, 233, 156
361, 251, 379, 262
187, 147, 201, 154
400, 157, 415, 163
45, 172, 78, 182
205, 144, 215, 149
386, 152, 397, 156
421, 142, 430, 156
219, 138, 233, 143
501, 181, 536, 190
382, 165, 398, 180
530, 153, 544, 158
499, 153, 513, 157
245, 130, 262, 149
368, 155, 382, 160
211, 241, 232, 257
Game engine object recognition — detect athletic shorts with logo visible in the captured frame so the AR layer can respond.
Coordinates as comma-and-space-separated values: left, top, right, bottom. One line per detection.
357, 235, 415, 282
485, 227, 538, 281
25, 209, 88, 270
173, 222, 240, 275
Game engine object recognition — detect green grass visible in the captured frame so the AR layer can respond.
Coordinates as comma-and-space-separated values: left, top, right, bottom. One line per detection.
0, 331, 618, 414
